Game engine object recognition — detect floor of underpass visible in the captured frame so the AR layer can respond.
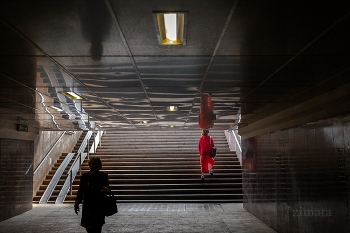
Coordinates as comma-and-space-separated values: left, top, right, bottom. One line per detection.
0, 203, 276, 233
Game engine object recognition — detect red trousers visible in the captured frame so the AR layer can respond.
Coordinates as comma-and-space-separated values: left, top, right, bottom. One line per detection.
200, 154, 215, 173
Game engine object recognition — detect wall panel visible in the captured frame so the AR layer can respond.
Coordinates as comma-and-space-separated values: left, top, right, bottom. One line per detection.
242, 116, 350, 233
0, 138, 33, 222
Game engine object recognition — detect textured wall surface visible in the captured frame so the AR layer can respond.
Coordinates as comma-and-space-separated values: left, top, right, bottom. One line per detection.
242, 115, 350, 233
0, 138, 33, 222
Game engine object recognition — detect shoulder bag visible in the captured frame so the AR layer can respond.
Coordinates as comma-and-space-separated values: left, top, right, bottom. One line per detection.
210, 136, 217, 158
104, 191, 118, 216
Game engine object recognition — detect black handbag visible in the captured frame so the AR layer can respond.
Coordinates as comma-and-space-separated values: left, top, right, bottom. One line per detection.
210, 136, 217, 158
104, 192, 118, 216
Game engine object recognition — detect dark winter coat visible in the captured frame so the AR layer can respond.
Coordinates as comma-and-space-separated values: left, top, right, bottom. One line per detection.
75, 171, 110, 228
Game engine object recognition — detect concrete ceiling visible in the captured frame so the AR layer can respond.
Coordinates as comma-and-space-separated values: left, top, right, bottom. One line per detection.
0, 0, 349, 132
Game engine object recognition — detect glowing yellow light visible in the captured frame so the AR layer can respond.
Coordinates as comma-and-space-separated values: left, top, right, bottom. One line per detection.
67, 92, 83, 99
142, 121, 148, 124
60, 92, 83, 100
164, 13, 177, 41
169, 125, 175, 128
166, 106, 178, 111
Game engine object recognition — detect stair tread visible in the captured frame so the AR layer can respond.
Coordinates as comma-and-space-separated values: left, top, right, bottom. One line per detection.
35, 130, 242, 204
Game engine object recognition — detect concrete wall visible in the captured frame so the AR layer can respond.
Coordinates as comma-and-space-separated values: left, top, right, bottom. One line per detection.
242, 114, 350, 233
0, 117, 81, 222
33, 131, 82, 196
0, 138, 33, 222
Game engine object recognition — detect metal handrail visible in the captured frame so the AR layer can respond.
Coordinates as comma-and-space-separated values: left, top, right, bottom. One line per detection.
89, 130, 104, 154
33, 131, 66, 175
232, 130, 242, 153
39, 131, 92, 204
69, 131, 93, 175
231, 129, 242, 166
55, 131, 94, 204
39, 152, 75, 204
65, 131, 104, 197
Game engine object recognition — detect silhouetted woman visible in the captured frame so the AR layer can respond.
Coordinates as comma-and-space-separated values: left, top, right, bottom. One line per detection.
198, 129, 215, 180
75, 157, 110, 233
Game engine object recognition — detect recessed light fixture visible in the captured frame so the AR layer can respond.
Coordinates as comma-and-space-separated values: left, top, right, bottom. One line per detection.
167, 106, 178, 111
141, 121, 148, 124
154, 12, 187, 45
169, 125, 175, 128
48, 106, 64, 111
60, 92, 83, 100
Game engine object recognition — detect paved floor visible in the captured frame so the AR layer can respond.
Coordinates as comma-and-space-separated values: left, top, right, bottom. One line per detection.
0, 203, 276, 233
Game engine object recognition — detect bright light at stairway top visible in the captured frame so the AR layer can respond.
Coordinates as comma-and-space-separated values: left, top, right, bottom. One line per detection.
164, 14, 177, 41
156, 12, 186, 45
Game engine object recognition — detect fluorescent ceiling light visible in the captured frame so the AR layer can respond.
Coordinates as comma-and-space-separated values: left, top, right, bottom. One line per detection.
60, 92, 83, 100
164, 14, 177, 41
48, 106, 63, 111
154, 12, 187, 45
166, 106, 178, 111
67, 92, 82, 99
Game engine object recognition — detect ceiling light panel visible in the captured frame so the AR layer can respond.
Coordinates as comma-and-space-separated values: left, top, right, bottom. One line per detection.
154, 12, 188, 45
60, 92, 83, 100
167, 106, 178, 111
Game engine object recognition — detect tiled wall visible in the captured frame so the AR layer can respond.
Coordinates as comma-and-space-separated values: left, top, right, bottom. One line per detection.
0, 138, 33, 222
242, 116, 350, 233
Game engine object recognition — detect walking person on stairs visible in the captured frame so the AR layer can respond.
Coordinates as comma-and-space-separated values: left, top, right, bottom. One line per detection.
198, 129, 215, 180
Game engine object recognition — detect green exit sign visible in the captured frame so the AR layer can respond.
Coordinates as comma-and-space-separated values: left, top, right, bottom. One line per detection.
17, 124, 28, 132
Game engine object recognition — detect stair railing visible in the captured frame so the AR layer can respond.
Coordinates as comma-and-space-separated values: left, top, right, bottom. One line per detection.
224, 129, 242, 166
55, 130, 92, 204
90, 130, 104, 154
231, 129, 242, 166
39, 131, 92, 204
38, 152, 75, 204
55, 130, 104, 203
33, 131, 66, 175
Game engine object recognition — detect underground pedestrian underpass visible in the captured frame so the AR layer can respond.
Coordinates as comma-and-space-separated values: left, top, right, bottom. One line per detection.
1, 1, 350, 232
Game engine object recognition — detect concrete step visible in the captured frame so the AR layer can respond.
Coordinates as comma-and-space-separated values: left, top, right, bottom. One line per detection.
79, 161, 240, 166
35, 130, 242, 204
35, 199, 243, 204
44, 177, 243, 186
76, 169, 242, 174
63, 193, 243, 201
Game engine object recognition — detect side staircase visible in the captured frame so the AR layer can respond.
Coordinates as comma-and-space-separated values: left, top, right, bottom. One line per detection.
64, 130, 242, 203
33, 131, 94, 204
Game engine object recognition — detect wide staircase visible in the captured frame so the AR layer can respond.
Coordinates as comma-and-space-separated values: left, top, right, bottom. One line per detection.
33, 131, 94, 204
64, 130, 242, 203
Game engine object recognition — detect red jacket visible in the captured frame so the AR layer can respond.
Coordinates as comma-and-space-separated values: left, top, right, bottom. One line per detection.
198, 135, 214, 156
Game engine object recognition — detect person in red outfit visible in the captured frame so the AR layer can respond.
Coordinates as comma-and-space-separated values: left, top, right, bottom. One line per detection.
198, 129, 215, 180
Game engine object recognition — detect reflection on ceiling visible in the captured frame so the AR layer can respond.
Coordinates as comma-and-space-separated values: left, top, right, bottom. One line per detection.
0, 0, 349, 131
